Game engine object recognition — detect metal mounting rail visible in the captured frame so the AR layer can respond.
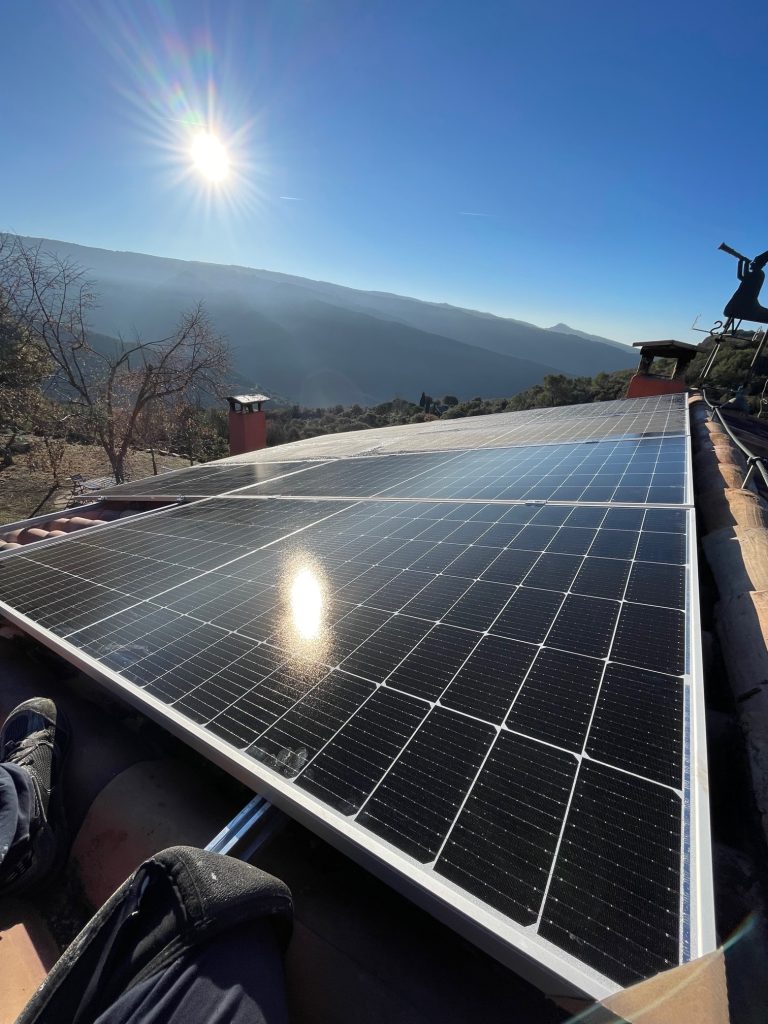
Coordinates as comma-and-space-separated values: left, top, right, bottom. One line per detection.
701, 389, 768, 492
206, 794, 287, 862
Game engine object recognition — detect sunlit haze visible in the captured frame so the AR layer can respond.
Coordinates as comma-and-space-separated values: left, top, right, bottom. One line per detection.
1, 1, 767, 342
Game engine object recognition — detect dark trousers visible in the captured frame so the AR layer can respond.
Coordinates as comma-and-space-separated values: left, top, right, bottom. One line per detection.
0, 763, 36, 878
0, 766, 293, 1024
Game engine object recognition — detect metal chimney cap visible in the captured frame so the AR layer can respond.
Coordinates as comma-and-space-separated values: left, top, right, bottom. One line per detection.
226, 394, 271, 404
631, 340, 699, 353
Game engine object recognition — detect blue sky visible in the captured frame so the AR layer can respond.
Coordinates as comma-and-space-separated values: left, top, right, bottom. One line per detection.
1, 0, 766, 343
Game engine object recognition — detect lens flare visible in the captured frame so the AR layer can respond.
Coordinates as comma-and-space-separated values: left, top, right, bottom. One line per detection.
290, 567, 324, 641
190, 131, 230, 182
72, 5, 267, 217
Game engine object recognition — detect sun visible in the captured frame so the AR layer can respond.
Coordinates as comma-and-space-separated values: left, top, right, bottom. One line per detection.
190, 131, 230, 182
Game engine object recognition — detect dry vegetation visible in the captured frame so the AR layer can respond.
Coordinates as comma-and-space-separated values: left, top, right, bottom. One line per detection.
0, 436, 185, 525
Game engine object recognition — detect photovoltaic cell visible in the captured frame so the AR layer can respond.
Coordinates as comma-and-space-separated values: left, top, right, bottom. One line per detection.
480, 548, 541, 586
521, 553, 583, 592
441, 581, 513, 631
250, 670, 377, 779
625, 562, 686, 610
386, 625, 480, 702
505, 649, 604, 752
571, 557, 630, 600
491, 588, 564, 644
340, 615, 432, 683
440, 635, 537, 723
0, 393, 708, 997
539, 761, 682, 987
356, 707, 496, 862
611, 603, 686, 676
296, 686, 430, 813
544, 595, 618, 659
436, 732, 577, 924
586, 664, 684, 788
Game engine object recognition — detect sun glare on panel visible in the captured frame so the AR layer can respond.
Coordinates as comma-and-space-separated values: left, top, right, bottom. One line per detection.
290, 567, 324, 641
190, 131, 230, 182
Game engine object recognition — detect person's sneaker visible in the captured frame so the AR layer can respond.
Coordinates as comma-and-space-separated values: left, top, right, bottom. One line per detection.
0, 698, 70, 895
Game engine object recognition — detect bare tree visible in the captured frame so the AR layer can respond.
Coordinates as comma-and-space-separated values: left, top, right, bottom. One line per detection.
0, 295, 53, 461
0, 234, 230, 482
24, 403, 69, 486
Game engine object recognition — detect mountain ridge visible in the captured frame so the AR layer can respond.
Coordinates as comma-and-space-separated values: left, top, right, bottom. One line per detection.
19, 236, 637, 405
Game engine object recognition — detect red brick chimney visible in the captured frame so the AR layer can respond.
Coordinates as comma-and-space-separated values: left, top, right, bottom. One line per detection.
226, 394, 269, 456
625, 340, 699, 398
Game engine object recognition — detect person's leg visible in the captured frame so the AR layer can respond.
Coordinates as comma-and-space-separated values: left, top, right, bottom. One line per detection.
92, 919, 289, 1024
0, 763, 23, 867
0, 763, 36, 883
0, 698, 69, 895
17, 846, 293, 1024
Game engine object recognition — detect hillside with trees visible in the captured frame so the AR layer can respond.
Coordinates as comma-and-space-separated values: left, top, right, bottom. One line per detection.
264, 329, 768, 443
16, 237, 637, 406
0, 235, 231, 485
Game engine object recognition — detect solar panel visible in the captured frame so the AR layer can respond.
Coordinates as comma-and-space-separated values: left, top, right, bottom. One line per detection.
0, 497, 710, 992
243, 437, 688, 504
0, 393, 712, 999
100, 460, 318, 498
375, 407, 687, 449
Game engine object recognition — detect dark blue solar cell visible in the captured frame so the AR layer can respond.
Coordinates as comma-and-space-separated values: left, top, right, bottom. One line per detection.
441, 580, 515, 631
505, 648, 603, 751
297, 686, 429, 812
546, 595, 619, 659
441, 635, 537, 724
491, 588, 564, 644
634, 531, 687, 565
436, 732, 577, 923
571, 557, 630, 600
539, 762, 681, 985
481, 548, 540, 586
386, 624, 481, 702
356, 708, 495, 861
626, 562, 686, 609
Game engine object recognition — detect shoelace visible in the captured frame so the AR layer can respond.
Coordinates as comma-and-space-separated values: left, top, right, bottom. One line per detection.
1, 845, 33, 885
3, 731, 50, 769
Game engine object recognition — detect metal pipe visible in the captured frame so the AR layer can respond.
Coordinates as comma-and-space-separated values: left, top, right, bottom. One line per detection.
701, 389, 768, 492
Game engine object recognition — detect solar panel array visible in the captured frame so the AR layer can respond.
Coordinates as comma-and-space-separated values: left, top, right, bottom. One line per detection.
0, 393, 711, 997
103, 437, 688, 505
101, 393, 688, 497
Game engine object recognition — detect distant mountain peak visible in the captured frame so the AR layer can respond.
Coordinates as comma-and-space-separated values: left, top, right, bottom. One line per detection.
546, 322, 631, 352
